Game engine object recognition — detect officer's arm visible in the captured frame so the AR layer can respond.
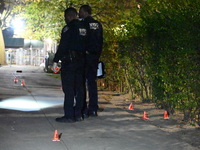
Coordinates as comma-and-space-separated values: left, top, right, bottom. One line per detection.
98, 23, 103, 51
53, 28, 70, 63
53, 44, 62, 63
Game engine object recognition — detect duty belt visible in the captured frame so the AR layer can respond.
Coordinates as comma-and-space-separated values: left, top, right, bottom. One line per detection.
62, 50, 84, 63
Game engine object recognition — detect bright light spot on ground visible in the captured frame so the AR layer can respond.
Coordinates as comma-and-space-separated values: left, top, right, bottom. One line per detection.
0, 97, 63, 111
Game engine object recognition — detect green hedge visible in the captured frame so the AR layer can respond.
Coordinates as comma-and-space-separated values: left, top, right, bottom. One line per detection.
116, 0, 200, 125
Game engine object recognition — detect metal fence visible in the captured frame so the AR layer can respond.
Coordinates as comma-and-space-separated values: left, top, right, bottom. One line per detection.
5, 48, 45, 66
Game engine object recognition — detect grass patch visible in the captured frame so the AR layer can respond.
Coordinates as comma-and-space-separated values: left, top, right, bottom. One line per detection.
47, 73, 61, 79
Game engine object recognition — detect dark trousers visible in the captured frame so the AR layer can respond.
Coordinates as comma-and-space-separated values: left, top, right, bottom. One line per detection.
61, 59, 85, 118
83, 54, 100, 113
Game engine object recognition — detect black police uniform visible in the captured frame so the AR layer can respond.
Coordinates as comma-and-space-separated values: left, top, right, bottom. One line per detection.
53, 19, 87, 120
82, 16, 103, 116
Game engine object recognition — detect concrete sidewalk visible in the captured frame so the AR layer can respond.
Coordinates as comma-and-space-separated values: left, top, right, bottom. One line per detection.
0, 65, 198, 150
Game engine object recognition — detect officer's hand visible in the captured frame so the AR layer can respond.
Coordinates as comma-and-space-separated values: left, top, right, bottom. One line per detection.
52, 62, 60, 73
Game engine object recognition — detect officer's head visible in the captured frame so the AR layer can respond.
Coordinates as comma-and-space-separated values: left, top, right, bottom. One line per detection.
64, 7, 78, 24
79, 5, 92, 19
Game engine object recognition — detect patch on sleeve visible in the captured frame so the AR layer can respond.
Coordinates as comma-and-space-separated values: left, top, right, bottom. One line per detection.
79, 28, 87, 36
63, 26, 69, 32
89, 23, 99, 30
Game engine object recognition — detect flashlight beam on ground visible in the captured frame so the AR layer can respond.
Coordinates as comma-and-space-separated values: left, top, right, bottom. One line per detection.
0, 97, 63, 111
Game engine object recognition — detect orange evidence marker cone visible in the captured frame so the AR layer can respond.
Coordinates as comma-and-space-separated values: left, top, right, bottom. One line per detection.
128, 103, 134, 110
52, 130, 60, 141
163, 111, 170, 119
142, 111, 149, 119
13, 77, 18, 83
21, 80, 26, 86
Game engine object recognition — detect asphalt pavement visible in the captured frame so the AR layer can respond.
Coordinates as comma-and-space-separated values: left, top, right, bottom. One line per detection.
0, 65, 198, 150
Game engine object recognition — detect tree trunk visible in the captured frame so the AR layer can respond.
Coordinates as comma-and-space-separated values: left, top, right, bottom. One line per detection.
0, 28, 6, 65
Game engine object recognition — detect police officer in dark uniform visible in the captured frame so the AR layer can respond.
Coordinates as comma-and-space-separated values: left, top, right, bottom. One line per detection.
52, 7, 87, 123
79, 5, 103, 117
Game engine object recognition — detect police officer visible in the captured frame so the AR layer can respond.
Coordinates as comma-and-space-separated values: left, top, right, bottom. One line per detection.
52, 7, 87, 123
79, 5, 103, 117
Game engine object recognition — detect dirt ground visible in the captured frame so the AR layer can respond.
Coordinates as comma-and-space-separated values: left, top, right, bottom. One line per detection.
100, 91, 200, 149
